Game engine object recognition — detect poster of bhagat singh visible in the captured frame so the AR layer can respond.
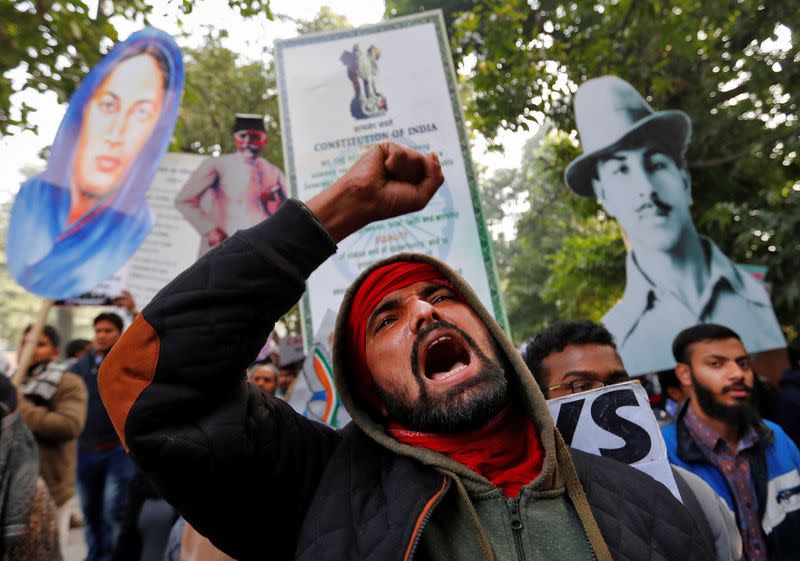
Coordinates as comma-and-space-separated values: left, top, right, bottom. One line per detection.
175, 113, 288, 257
564, 75, 785, 376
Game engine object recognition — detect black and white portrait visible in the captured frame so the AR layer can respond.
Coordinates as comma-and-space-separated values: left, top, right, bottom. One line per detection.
565, 76, 785, 375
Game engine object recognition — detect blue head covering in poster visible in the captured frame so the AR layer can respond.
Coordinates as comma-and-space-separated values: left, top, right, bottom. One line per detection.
7, 27, 184, 299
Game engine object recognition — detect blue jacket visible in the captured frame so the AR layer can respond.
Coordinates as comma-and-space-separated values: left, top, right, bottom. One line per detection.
662, 406, 800, 560
73, 351, 120, 450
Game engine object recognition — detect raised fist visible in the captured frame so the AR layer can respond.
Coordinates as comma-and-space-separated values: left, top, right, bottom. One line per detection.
306, 142, 444, 243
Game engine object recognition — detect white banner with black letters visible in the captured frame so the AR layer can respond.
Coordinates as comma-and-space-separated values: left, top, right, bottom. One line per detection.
547, 381, 680, 500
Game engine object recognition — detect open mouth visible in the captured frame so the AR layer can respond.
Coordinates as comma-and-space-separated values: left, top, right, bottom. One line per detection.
421, 333, 471, 382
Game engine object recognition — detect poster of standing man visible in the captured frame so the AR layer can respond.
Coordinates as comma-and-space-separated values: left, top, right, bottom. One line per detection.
175, 113, 288, 257
565, 75, 785, 375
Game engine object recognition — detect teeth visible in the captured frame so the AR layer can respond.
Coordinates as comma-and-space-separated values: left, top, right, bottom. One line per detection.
429, 336, 451, 348
431, 362, 467, 381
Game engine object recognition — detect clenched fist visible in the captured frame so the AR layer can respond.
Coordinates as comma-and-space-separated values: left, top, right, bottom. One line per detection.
306, 142, 444, 243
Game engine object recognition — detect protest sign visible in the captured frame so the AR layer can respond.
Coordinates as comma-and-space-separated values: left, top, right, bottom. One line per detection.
279, 334, 306, 366
175, 113, 288, 257
547, 381, 680, 500
125, 153, 206, 307
275, 10, 507, 343
288, 309, 351, 427
7, 28, 184, 300
58, 153, 205, 309
564, 75, 785, 375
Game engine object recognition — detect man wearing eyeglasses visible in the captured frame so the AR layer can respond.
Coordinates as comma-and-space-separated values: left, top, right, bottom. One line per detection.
522, 319, 743, 561
521, 320, 629, 399
176, 113, 287, 257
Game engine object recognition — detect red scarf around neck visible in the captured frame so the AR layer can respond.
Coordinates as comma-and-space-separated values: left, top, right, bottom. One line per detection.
387, 407, 545, 498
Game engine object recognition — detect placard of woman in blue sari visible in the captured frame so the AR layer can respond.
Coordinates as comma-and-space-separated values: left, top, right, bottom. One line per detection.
7, 27, 184, 300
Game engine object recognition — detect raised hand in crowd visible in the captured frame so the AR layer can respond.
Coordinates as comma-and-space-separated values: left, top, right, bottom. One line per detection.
306, 142, 443, 243
113, 290, 138, 317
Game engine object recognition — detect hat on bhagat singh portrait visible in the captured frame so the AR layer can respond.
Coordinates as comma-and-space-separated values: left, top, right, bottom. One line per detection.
564, 75, 693, 198
232, 113, 267, 133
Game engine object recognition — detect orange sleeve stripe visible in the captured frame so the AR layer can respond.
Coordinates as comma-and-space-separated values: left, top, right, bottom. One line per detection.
98, 315, 160, 450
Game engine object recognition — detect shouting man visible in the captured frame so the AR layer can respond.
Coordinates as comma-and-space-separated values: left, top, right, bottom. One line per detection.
663, 323, 800, 560
564, 76, 784, 375
101, 143, 713, 561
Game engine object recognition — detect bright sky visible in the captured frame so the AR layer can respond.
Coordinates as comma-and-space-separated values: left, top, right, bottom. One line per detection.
0, 0, 530, 204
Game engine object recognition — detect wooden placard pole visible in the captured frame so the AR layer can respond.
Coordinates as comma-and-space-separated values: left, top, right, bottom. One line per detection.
11, 299, 54, 387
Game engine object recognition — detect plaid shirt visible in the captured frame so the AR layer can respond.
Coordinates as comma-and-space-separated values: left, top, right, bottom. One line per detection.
684, 406, 767, 561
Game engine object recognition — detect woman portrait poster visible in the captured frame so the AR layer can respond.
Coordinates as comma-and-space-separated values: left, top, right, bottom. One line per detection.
7, 27, 184, 300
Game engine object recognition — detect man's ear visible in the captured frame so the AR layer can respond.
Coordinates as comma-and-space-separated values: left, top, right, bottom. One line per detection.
674, 362, 692, 387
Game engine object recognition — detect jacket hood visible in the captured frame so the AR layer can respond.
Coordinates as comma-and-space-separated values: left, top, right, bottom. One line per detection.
332, 253, 562, 493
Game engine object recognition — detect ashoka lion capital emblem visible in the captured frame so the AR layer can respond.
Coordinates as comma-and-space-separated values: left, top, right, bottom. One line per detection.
342, 43, 387, 119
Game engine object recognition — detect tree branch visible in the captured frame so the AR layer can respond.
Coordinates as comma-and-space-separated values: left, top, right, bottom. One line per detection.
689, 127, 797, 169
617, 0, 638, 36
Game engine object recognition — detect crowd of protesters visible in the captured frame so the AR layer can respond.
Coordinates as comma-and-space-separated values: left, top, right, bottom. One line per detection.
2, 142, 799, 561
1, 292, 304, 561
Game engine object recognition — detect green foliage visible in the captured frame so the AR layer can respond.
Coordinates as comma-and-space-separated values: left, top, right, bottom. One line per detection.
295, 5, 352, 35
385, 0, 474, 31
481, 128, 624, 343
699, 181, 800, 326
542, 226, 625, 322
1, 0, 274, 137
447, 1, 797, 145
392, 0, 799, 332
173, 28, 283, 164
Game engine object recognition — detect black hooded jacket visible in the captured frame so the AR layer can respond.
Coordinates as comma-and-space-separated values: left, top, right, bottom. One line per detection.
99, 200, 715, 561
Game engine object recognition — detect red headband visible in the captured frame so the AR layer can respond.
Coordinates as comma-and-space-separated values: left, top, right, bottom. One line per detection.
347, 261, 457, 411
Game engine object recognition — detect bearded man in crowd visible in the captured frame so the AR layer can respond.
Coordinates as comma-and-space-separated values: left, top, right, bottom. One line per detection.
663, 323, 800, 561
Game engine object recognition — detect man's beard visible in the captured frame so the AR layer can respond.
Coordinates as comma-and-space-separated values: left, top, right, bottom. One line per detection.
691, 369, 756, 429
374, 321, 509, 434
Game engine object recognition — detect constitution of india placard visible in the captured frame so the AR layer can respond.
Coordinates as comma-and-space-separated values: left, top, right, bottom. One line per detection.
276, 10, 506, 343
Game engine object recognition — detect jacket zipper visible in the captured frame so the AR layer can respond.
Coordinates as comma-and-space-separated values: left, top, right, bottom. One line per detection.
506, 497, 527, 561
405, 477, 450, 561
584, 531, 597, 561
